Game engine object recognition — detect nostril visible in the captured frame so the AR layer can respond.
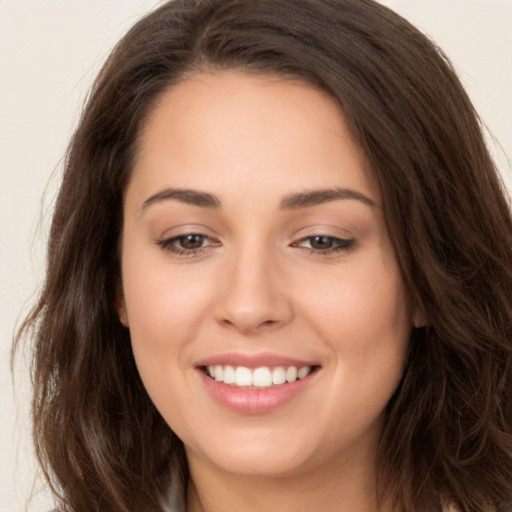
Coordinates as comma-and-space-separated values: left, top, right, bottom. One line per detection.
218, 316, 282, 335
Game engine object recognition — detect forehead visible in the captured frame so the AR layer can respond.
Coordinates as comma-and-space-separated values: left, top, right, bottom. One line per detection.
129, 70, 379, 206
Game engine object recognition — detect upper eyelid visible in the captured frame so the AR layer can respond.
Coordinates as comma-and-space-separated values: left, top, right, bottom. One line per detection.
290, 221, 354, 236
291, 231, 353, 243
155, 223, 218, 240
293, 234, 354, 247
161, 233, 218, 245
296, 234, 351, 242
156, 232, 352, 243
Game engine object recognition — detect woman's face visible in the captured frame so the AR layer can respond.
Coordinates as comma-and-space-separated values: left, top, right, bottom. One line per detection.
119, 71, 413, 479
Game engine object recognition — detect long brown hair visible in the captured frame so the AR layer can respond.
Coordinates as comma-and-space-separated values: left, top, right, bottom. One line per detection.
14, 1, 512, 511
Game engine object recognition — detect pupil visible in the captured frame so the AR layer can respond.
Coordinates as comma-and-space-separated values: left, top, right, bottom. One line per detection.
311, 236, 332, 250
181, 234, 204, 249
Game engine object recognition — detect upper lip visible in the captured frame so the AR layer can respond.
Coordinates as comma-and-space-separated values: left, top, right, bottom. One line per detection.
195, 351, 320, 369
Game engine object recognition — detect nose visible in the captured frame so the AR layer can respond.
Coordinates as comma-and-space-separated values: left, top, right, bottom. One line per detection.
214, 244, 294, 335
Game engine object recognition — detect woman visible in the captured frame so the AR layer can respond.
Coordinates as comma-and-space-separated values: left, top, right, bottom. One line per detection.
15, 0, 512, 511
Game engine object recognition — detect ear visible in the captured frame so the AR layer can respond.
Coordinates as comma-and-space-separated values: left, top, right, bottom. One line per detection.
412, 306, 426, 329
115, 281, 129, 327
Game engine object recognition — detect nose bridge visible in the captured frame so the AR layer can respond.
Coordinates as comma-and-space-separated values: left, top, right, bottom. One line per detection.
214, 236, 292, 333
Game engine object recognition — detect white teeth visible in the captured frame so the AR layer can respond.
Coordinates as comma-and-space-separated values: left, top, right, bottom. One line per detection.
297, 366, 310, 379
253, 367, 272, 387
205, 364, 314, 388
272, 366, 286, 385
286, 366, 297, 382
223, 365, 235, 384
214, 365, 223, 382
235, 367, 253, 386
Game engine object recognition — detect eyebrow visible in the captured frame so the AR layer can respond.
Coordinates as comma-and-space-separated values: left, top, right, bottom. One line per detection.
141, 188, 221, 211
140, 186, 377, 213
279, 188, 377, 210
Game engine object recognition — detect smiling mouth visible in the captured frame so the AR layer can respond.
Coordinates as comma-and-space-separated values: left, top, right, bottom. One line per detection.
201, 364, 320, 389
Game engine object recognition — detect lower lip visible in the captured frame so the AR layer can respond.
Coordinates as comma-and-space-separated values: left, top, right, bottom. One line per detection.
197, 369, 318, 414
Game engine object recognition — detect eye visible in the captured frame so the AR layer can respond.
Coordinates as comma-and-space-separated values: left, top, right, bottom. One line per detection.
176, 234, 208, 250
156, 233, 219, 256
304, 235, 336, 251
294, 235, 355, 255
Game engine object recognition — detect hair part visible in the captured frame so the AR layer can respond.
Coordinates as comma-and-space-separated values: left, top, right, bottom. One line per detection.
15, 1, 512, 511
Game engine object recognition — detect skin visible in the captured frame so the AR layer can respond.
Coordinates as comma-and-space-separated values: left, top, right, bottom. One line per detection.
118, 71, 415, 512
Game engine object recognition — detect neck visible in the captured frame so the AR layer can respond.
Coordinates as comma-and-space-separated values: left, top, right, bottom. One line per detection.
185, 451, 391, 512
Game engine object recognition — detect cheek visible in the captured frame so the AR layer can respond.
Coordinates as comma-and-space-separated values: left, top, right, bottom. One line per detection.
297, 254, 411, 408
301, 260, 410, 345
121, 242, 213, 336
120, 257, 207, 424
119, 244, 216, 393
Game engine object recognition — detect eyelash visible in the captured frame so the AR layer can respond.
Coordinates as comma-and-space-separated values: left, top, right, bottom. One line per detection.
155, 234, 355, 257
292, 235, 355, 256
156, 234, 219, 256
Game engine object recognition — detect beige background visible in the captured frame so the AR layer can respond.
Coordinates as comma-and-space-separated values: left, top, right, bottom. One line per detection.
1, 1, 511, 510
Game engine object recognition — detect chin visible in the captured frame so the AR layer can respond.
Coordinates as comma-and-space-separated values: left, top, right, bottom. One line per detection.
185, 428, 317, 478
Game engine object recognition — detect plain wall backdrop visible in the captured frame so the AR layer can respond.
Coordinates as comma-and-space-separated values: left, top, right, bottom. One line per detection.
1, 1, 511, 511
